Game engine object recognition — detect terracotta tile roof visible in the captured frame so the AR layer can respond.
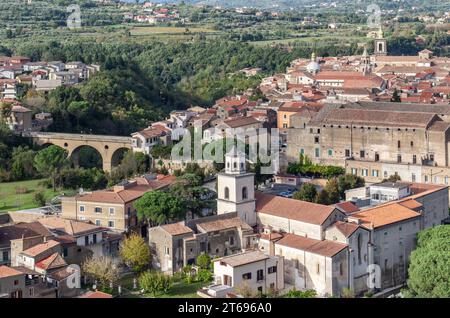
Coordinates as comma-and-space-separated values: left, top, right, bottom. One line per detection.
276, 233, 348, 257
21, 240, 60, 258
399, 199, 423, 210
160, 222, 193, 236
428, 121, 450, 132
334, 201, 360, 215
352, 203, 421, 229
349, 101, 450, 115
47, 266, 76, 281
196, 216, 252, 233
0, 222, 53, 248
78, 291, 113, 298
332, 221, 362, 237
38, 217, 104, 236
35, 253, 67, 271
311, 108, 437, 128
133, 126, 167, 139
215, 250, 269, 267
259, 232, 284, 241
255, 192, 338, 225
223, 116, 260, 128
0, 265, 23, 279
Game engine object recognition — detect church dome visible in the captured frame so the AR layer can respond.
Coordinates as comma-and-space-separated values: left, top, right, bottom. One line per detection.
306, 52, 320, 74
307, 61, 320, 74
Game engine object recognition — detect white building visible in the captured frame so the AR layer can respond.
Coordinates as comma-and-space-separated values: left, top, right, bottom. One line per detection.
213, 250, 284, 295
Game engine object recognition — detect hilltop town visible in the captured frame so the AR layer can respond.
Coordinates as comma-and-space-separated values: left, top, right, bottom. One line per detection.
0, 0, 449, 301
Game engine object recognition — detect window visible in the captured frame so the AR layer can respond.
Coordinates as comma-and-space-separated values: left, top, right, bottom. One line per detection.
412, 173, 416, 182
224, 187, 230, 200
360, 150, 365, 158
165, 246, 170, 255
79, 205, 85, 212
372, 193, 380, 200
268, 266, 277, 274
372, 170, 379, 177
316, 263, 320, 274
397, 140, 401, 148
362, 169, 368, 177
430, 154, 435, 161
109, 207, 115, 215
300, 148, 304, 155
374, 153, 379, 162
63, 247, 68, 257
85, 236, 89, 246
94, 207, 102, 213
384, 259, 388, 269
283, 114, 287, 119
424, 175, 429, 183
328, 149, 333, 156
242, 272, 252, 280
257, 269, 264, 281
410, 141, 414, 147
283, 123, 288, 128
351, 168, 357, 175
79, 216, 86, 221
2, 251, 8, 261
108, 220, 115, 228
413, 155, 417, 164
345, 149, 350, 157
229, 236, 235, 246
233, 162, 237, 169
14, 280, 19, 286
445, 176, 449, 185
242, 187, 248, 200
95, 219, 101, 226
339, 263, 343, 276
314, 136, 319, 143
397, 155, 402, 163
93, 234, 97, 244
315, 148, 320, 158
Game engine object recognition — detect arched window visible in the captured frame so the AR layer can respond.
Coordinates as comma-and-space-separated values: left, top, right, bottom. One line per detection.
240, 162, 244, 169
242, 187, 248, 200
224, 187, 229, 200
233, 162, 237, 169
378, 43, 383, 52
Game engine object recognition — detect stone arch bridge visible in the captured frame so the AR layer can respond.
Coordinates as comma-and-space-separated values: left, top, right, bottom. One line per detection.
28, 132, 133, 172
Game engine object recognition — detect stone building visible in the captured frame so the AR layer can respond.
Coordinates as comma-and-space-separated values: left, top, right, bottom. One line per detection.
148, 213, 257, 275
286, 101, 450, 187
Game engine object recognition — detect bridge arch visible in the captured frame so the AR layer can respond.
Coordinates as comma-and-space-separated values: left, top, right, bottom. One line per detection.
111, 147, 131, 168
30, 133, 133, 172
70, 145, 104, 170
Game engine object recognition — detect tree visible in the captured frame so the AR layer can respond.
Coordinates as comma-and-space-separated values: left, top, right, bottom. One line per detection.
293, 183, 317, 202
196, 253, 211, 269
391, 89, 401, 102
404, 225, 450, 298
67, 101, 90, 130
34, 145, 69, 191
119, 234, 151, 273
382, 174, 401, 183
139, 271, 172, 296
11, 146, 36, 181
82, 256, 119, 288
337, 174, 365, 199
134, 190, 186, 225
324, 178, 340, 204
316, 189, 330, 205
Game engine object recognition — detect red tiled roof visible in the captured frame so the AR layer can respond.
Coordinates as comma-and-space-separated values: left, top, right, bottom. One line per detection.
276, 233, 348, 257
0, 265, 23, 279
334, 201, 360, 215
255, 192, 338, 225
35, 253, 67, 270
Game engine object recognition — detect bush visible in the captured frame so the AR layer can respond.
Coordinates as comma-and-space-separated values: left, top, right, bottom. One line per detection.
195, 269, 213, 283
283, 288, 316, 298
139, 271, 172, 296
33, 189, 46, 206
196, 253, 211, 269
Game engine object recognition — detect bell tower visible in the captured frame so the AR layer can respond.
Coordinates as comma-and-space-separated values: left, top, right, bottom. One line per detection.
374, 27, 387, 56
217, 146, 256, 226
